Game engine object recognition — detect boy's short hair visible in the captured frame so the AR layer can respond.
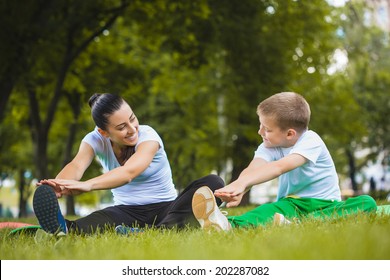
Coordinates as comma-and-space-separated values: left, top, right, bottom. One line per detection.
257, 92, 311, 132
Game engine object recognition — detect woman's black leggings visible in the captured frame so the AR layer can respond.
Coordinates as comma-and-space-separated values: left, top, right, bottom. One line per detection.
66, 174, 224, 234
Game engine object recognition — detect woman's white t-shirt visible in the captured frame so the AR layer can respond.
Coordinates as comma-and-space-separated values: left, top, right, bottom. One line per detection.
254, 130, 341, 201
82, 125, 177, 205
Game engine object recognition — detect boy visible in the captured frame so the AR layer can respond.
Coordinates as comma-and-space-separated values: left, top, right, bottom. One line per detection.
192, 92, 377, 230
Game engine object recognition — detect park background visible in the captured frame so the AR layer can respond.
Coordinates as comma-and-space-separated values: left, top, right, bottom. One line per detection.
0, 0, 389, 220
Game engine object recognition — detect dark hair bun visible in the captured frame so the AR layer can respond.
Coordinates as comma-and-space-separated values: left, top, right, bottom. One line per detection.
88, 93, 101, 108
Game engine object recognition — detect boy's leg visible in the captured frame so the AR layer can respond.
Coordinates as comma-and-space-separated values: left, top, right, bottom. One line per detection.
377, 205, 390, 215
228, 198, 304, 228
228, 195, 377, 228
309, 195, 377, 219
156, 174, 225, 229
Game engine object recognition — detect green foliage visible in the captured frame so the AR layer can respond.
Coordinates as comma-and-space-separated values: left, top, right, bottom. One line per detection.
333, 0, 390, 178
1, 0, 389, 211
0, 94, 34, 171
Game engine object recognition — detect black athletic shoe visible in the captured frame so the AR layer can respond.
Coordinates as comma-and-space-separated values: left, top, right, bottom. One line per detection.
33, 185, 67, 234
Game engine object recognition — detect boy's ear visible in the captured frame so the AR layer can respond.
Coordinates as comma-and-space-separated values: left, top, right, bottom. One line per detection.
97, 128, 109, 138
286, 128, 297, 139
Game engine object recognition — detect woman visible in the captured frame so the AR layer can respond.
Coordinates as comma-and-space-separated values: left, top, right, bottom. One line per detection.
33, 93, 223, 234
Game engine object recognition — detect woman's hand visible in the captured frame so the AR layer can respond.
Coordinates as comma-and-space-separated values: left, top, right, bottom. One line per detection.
50, 179, 92, 195
37, 179, 89, 197
37, 179, 66, 198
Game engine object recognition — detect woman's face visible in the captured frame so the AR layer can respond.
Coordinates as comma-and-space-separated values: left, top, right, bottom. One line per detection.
104, 102, 139, 147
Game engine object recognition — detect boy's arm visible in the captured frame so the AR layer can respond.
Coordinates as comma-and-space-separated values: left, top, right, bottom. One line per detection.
215, 153, 307, 207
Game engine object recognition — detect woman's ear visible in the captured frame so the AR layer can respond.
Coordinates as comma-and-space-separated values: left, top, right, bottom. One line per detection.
97, 128, 109, 138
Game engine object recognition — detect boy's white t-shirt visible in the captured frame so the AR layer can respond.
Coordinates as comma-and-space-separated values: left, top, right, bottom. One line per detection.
82, 125, 177, 206
254, 130, 341, 201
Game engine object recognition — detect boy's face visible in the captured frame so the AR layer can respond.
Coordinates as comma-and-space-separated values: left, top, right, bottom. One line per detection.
258, 114, 292, 148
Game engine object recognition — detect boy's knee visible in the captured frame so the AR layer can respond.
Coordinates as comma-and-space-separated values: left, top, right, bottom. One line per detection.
359, 195, 377, 212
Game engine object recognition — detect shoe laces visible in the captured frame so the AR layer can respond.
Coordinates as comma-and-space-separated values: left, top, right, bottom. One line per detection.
220, 210, 228, 216
219, 202, 228, 216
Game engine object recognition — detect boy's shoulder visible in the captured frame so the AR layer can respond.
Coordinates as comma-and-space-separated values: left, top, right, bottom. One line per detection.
300, 130, 321, 140
294, 130, 325, 148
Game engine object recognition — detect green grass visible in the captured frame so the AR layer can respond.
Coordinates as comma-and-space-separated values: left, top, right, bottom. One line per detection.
1, 206, 390, 260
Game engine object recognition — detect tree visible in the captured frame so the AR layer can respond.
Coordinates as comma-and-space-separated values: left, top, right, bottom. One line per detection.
203, 0, 339, 202
0, 92, 35, 217
333, 0, 390, 192
0, 0, 56, 122
2, 0, 370, 216
24, 0, 131, 180
1, 0, 131, 216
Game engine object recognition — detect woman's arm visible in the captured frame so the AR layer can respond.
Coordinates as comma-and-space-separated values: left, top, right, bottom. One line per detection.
56, 142, 95, 180
87, 141, 159, 190
53, 141, 159, 193
37, 141, 95, 197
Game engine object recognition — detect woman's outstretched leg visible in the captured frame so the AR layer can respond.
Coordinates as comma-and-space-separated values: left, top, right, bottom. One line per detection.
156, 174, 225, 229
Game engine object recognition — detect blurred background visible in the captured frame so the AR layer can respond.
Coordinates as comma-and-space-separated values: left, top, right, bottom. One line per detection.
0, 0, 389, 219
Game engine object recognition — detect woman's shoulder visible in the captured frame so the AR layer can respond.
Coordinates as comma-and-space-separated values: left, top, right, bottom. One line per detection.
139, 124, 154, 132
138, 125, 161, 137
84, 127, 102, 138
82, 127, 107, 147
137, 125, 163, 146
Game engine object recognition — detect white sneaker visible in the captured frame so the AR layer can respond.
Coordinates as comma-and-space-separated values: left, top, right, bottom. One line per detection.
273, 213, 292, 226
192, 186, 232, 231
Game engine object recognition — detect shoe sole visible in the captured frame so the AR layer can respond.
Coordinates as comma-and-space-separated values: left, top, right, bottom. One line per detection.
192, 186, 223, 231
273, 213, 283, 226
33, 185, 62, 234
273, 213, 292, 226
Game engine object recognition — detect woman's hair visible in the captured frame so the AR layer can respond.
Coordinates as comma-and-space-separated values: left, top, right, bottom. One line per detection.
88, 93, 125, 130
89, 93, 136, 164
257, 92, 311, 132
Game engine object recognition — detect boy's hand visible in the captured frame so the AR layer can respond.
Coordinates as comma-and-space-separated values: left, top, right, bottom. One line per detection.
215, 182, 246, 197
214, 182, 247, 208
215, 192, 245, 208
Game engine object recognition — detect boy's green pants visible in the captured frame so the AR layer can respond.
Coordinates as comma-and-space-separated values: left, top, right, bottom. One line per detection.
227, 195, 377, 228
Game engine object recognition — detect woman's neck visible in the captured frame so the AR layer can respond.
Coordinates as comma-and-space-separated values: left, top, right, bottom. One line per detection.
111, 141, 135, 165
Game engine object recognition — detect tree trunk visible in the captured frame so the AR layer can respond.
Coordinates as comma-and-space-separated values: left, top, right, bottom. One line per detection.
346, 148, 358, 193
63, 92, 82, 216
229, 161, 251, 206
229, 135, 252, 206
18, 169, 28, 218
27, 88, 50, 179
0, 79, 15, 123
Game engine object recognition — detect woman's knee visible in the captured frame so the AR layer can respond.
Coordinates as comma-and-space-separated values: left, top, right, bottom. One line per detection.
201, 174, 225, 190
